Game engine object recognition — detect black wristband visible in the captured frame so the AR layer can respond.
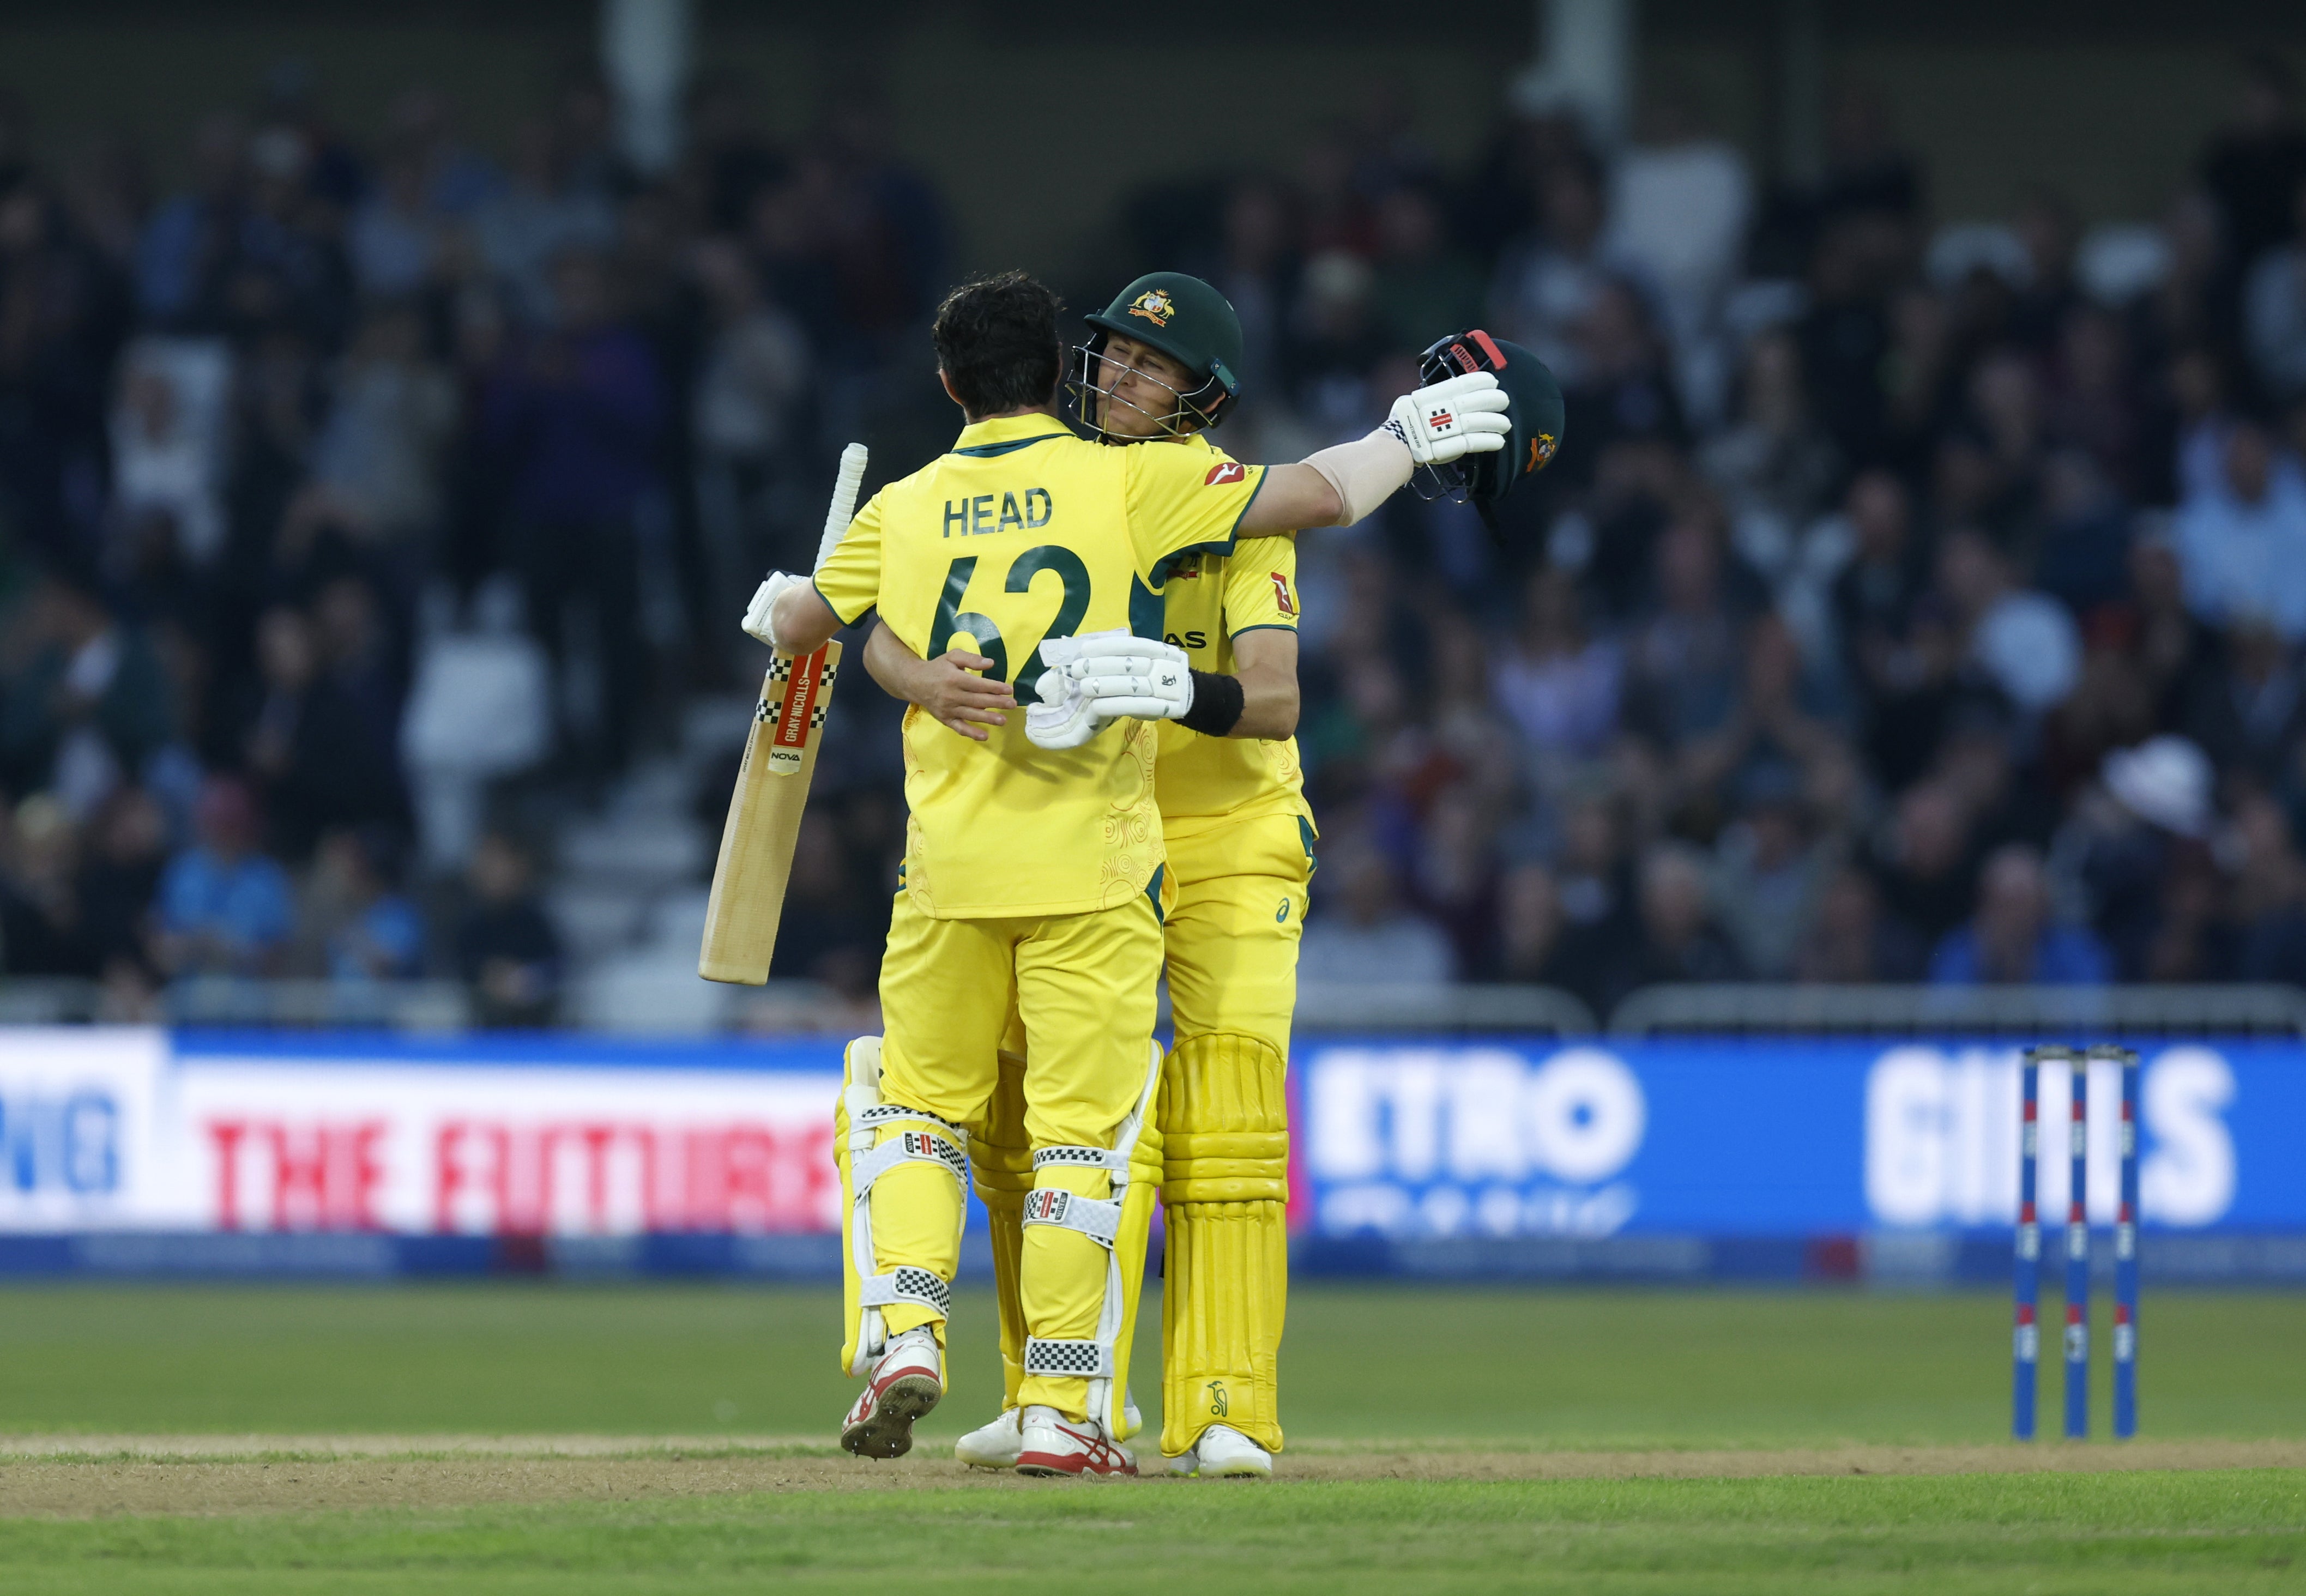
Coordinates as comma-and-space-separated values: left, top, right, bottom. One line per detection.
1178, 669, 1246, 737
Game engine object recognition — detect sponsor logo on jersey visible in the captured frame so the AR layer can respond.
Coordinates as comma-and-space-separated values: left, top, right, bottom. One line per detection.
1126, 288, 1177, 327
1270, 572, 1295, 615
1204, 461, 1246, 487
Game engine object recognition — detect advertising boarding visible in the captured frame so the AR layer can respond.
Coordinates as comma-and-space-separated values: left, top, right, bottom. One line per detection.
1, 1029, 2301, 1276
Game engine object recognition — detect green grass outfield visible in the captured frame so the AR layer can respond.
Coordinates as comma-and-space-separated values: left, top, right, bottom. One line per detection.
0, 1284, 2301, 1593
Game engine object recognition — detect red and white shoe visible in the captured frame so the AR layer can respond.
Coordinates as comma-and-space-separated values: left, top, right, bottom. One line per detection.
1015, 1404, 1137, 1478
840, 1328, 943, 1459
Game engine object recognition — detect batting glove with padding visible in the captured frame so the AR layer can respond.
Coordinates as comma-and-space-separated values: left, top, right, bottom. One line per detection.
1024, 634, 1104, 751
741, 571, 810, 652
1064, 633, 1194, 723
1387, 371, 1512, 466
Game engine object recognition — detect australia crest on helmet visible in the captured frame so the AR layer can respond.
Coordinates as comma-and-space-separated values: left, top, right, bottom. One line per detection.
1126, 287, 1178, 327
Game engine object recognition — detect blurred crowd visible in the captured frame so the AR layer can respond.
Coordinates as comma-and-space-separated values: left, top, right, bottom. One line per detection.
13, 52, 2306, 1024
0, 63, 941, 1021
1204, 58, 2306, 1012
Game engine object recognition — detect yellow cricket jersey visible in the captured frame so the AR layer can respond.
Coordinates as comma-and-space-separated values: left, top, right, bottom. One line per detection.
814, 412, 1269, 918
1152, 439, 1314, 845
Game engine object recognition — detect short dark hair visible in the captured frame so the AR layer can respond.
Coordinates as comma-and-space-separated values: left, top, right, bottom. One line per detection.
932, 271, 1063, 419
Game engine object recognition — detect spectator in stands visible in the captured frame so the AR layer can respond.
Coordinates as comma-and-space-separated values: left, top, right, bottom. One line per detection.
1699, 330, 1840, 576
75, 783, 167, 980
1868, 781, 1981, 951
387, 85, 504, 218
2031, 450, 2134, 615
2249, 179, 2306, 401
1709, 761, 1835, 979
306, 826, 424, 983
1831, 470, 1940, 788
135, 112, 246, 325
109, 336, 233, 567
2178, 615, 2306, 788
154, 777, 292, 977
1621, 841, 1744, 998
0, 174, 131, 559
472, 118, 617, 324
1299, 843, 1454, 988
2171, 418, 2306, 640
1491, 567, 1620, 771
1930, 842, 2111, 984
1368, 184, 1483, 355
1792, 864, 1928, 983
769, 812, 883, 996
2058, 734, 2217, 982
1935, 527, 2081, 716
1623, 516, 1745, 761
0, 793, 94, 975
1673, 612, 1840, 821
484, 246, 665, 779
1561, 278, 1688, 479
347, 143, 444, 299
1493, 860, 1565, 983
1489, 151, 1614, 387
690, 238, 811, 616
218, 125, 354, 350
238, 604, 403, 861
2231, 791, 2306, 982
308, 301, 457, 544
2127, 534, 2222, 726
0, 571, 175, 817
456, 828, 562, 1027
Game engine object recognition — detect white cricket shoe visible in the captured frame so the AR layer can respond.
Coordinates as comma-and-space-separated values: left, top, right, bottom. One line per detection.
957, 1387, 1139, 1469
1015, 1404, 1137, 1478
839, 1327, 942, 1459
955, 1408, 1023, 1470
1166, 1423, 1273, 1478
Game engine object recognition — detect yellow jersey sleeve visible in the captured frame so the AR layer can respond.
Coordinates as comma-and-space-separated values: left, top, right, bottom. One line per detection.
1222, 536, 1300, 637
1123, 440, 1267, 576
812, 489, 884, 626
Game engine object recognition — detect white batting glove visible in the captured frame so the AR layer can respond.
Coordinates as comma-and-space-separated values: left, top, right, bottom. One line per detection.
1024, 634, 1103, 750
1387, 372, 1511, 466
1066, 634, 1193, 722
741, 571, 810, 652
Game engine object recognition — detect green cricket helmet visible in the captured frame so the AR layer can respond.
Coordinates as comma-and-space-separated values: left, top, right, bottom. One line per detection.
1415, 328, 1565, 537
1070, 271, 1243, 439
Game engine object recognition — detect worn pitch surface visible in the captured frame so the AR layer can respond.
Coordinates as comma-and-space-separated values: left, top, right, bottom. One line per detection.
0, 1436, 2300, 1516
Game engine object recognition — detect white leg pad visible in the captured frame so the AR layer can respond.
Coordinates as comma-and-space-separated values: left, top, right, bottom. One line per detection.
1023, 1039, 1162, 1430
841, 1037, 969, 1377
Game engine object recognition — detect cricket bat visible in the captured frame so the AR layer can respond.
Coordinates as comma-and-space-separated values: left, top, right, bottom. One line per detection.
698, 442, 869, 984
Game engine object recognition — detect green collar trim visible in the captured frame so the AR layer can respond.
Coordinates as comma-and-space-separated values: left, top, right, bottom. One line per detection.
952, 433, 1072, 458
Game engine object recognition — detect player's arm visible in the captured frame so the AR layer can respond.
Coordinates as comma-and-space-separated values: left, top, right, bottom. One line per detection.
760, 491, 884, 655
768, 584, 843, 656
861, 622, 1016, 742
1237, 371, 1512, 533
1228, 626, 1298, 739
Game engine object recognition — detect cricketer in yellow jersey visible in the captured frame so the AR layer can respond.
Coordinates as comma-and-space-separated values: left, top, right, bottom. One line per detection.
862, 271, 1319, 1479
762, 271, 1513, 1476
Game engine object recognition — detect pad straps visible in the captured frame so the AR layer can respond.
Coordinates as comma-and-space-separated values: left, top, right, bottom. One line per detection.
1025, 1336, 1115, 1379
1019, 1185, 1123, 1248
853, 1126, 969, 1193
859, 1264, 953, 1319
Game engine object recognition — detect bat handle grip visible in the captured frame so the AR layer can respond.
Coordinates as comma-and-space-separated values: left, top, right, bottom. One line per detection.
814, 442, 870, 573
